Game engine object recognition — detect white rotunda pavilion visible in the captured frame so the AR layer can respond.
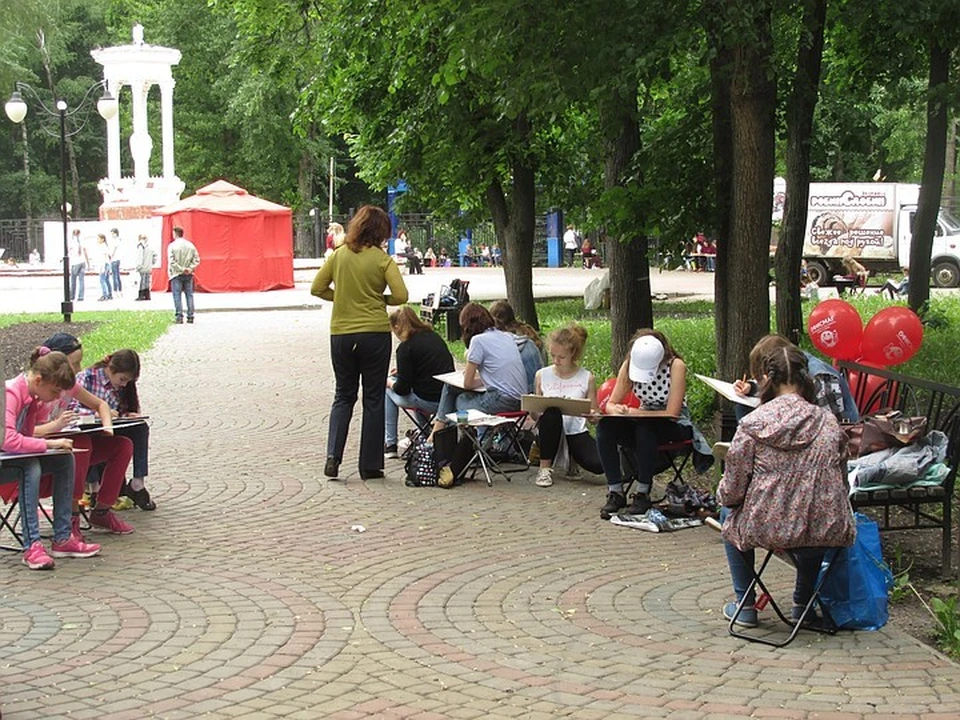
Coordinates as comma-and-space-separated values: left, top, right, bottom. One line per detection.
92, 24, 185, 220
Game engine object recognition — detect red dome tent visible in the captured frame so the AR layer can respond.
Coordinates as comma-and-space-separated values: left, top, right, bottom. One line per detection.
152, 180, 294, 292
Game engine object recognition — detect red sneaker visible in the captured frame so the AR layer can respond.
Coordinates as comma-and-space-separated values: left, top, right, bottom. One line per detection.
51, 534, 101, 558
89, 509, 135, 535
23, 541, 55, 570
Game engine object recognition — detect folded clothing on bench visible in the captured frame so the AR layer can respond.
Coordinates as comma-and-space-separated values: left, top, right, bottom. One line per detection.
847, 430, 948, 489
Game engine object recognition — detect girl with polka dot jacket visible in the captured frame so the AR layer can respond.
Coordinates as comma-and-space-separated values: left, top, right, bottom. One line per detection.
596, 329, 713, 519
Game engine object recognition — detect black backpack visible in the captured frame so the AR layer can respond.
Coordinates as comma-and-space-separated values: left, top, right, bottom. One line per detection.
405, 438, 439, 487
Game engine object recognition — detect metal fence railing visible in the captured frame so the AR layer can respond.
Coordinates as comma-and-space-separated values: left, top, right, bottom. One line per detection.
0, 219, 47, 264
292, 211, 550, 265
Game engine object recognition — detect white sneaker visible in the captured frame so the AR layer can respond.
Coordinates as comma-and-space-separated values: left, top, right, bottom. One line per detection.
535, 467, 554, 487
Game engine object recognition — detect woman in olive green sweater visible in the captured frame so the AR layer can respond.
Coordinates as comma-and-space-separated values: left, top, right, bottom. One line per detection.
311, 206, 409, 479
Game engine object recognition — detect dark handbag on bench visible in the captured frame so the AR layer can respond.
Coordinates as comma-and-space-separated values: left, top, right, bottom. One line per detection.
844, 411, 927, 458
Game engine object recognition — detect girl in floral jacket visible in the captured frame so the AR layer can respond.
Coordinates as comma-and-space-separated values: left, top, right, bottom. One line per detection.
718, 339, 855, 628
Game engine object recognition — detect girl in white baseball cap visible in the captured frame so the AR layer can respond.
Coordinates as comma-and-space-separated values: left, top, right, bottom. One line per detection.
596, 329, 713, 519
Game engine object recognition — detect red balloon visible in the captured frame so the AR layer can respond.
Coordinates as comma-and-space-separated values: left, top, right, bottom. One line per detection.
846, 360, 891, 415
597, 376, 640, 411
860, 306, 923, 366
807, 299, 863, 360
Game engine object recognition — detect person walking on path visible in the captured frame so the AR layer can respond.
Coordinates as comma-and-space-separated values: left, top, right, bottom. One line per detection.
167, 226, 201, 324
94, 234, 113, 301
135, 235, 155, 301
563, 225, 579, 267
68, 228, 89, 302
109, 228, 124, 295
312, 205, 409, 480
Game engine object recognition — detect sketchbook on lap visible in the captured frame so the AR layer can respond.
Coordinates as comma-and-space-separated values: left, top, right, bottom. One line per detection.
433, 371, 486, 391
694, 374, 760, 408
521, 394, 593, 416
52, 416, 149, 437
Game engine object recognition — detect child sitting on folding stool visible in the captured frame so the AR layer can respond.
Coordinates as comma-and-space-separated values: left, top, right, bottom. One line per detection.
596, 330, 713, 518
718, 340, 855, 628
531, 323, 603, 488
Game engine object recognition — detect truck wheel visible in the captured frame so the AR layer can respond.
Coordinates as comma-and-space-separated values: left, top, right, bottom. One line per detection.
806, 260, 829, 286
932, 261, 959, 288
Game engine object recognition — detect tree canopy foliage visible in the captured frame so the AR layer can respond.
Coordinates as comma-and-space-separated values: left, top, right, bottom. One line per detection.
2, 0, 957, 376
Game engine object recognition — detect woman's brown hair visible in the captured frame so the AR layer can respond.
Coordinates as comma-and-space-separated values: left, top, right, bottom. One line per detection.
92, 349, 142, 414
28, 348, 76, 390
748, 334, 815, 404
389, 306, 433, 339
345, 206, 391, 253
547, 323, 588, 364
458, 302, 495, 349
489, 299, 543, 350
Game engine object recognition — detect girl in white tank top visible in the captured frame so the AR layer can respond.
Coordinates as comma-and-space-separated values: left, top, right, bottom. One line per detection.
532, 324, 603, 487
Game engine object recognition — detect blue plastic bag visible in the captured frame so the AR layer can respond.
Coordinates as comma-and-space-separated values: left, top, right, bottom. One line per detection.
818, 513, 894, 630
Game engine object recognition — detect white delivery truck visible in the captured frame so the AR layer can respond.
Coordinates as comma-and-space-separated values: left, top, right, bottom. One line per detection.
801, 182, 960, 288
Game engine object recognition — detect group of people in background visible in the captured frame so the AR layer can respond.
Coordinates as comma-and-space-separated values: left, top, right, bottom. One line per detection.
65, 225, 200, 322
2, 332, 158, 571
563, 225, 601, 269
67, 226, 158, 303
684, 232, 717, 272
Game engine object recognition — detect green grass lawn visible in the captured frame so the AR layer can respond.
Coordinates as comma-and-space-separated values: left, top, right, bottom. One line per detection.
0, 311, 171, 371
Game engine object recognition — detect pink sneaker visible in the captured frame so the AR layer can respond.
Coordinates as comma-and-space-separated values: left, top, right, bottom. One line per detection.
89, 509, 135, 535
51, 534, 101, 558
71, 514, 86, 541
23, 541, 55, 570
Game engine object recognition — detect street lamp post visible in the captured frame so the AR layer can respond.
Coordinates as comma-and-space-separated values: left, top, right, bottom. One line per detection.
4, 81, 118, 323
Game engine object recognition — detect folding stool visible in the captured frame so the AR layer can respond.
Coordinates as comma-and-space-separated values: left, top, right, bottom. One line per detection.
620, 438, 694, 499
727, 546, 844, 647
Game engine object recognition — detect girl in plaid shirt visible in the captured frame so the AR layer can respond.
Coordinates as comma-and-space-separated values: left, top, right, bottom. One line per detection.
78, 350, 156, 511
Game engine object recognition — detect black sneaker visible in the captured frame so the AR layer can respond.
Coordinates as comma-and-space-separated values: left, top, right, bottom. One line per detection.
384, 445, 399, 459
324, 457, 340, 478
600, 492, 626, 519
626, 493, 652, 515
360, 468, 385, 480
121, 485, 157, 511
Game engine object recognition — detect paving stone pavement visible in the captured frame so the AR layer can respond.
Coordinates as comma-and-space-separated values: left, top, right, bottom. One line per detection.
2, 308, 960, 719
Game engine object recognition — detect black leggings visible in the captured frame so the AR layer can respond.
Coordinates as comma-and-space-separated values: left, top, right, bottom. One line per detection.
596, 416, 692, 492
537, 407, 603, 474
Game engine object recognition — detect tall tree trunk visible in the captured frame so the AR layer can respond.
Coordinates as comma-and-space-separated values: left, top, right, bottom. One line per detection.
717, 4, 776, 382
909, 40, 951, 311
601, 88, 651, 372
775, 0, 827, 345
944, 118, 957, 201
487, 115, 538, 330
709, 42, 734, 373
296, 142, 315, 258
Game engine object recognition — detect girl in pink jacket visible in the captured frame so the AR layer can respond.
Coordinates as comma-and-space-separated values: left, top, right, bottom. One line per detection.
3, 348, 101, 569
718, 340, 855, 628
